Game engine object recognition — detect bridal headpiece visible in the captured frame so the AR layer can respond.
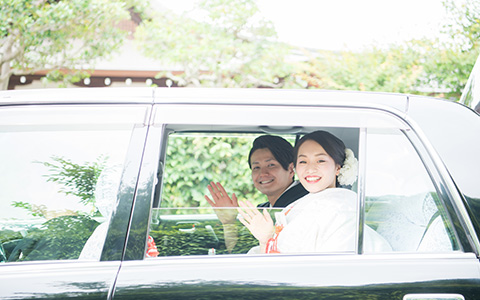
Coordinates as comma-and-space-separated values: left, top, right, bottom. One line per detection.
337, 148, 358, 186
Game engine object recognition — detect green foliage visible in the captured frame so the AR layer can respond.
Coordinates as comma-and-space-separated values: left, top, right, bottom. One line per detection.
0, 244, 5, 262
150, 219, 257, 256
296, 45, 424, 94
4, 155, 107, 261
161, 135, 263, 208
294, 39, 477, 100
0, 0, 136, 89
134, 0, 479, 96
7, 215, 99, 262
443, 0, 480, 51
36, 155, 107, 209
0, 229, 23, 244
42, 69, 90, 88
1, 230, 22, 261
135, 0, 294, 88
415, 38, 479, 99
294, 1, 480, 99
415, 0, 480, 98
10, 201, 47, 217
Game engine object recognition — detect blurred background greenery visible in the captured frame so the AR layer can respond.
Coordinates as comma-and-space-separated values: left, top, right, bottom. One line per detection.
2, 0, 480, 100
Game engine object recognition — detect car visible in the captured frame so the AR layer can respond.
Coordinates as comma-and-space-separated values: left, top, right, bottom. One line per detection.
460, 54, 480, 114
0, 87, 479, 300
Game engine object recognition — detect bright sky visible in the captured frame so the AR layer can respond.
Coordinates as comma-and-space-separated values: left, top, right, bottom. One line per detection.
257, 0, 449, 51
155, 0, 449, 51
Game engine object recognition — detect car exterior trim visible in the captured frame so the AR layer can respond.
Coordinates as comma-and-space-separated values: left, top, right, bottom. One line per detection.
401, 114, 480, 256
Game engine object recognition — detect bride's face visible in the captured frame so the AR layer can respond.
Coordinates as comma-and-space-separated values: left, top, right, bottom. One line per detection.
295, 140, 341, 193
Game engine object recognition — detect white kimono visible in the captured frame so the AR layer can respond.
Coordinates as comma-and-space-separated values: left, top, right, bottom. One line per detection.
273, 188, 391, 253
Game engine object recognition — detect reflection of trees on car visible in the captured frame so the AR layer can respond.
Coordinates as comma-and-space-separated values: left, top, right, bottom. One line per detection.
150, 219, 257, 256
4, 155, 107, 262
7, 215, 99, 262
37, 155, 108, 216
12, 155, 107, 217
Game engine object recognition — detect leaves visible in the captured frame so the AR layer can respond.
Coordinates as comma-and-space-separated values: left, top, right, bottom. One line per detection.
134, 0, 293, 88
0, 0, 134, 89
293, 1, 480, 99
162, 135, 263, 208
11, 201, 47, 217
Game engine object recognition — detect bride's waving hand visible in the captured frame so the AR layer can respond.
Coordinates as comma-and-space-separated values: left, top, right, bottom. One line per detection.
237, 200, 274, 251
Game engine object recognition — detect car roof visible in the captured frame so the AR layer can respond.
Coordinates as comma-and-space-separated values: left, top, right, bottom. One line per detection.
153, 87, 409, 111
0, 86, 462, 112
0, 86, 465, 114
0, 87, 155, 105
0, 86, 409, 108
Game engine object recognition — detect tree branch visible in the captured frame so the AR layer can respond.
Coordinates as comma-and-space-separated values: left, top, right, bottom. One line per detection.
0, 29, 22, 65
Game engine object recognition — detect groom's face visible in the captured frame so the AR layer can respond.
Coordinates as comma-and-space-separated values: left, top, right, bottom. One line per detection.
250, 148, 294, 201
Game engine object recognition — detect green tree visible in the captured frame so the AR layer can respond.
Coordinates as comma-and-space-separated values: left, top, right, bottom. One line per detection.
134, 0, 294, 88
162, 135, 263, 209
295, 45, 424, 94
416, 0, 480, 99
295, 0, 480, 99
443, 0, 480, 51
0, 0, 142, 90
414, 38, 479, 99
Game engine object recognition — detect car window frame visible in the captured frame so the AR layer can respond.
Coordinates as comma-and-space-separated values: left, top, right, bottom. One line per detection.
402, 112, 480, 256
121, 101, 479, 260
0, 102, 152, 264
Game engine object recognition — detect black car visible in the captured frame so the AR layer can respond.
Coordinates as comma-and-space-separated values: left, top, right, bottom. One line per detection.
0, 87, 479, 300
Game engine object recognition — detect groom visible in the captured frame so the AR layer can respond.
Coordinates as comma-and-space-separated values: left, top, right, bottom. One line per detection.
206, 134, 307, 210
248, 135, 308, 207
205, 135, 308, 252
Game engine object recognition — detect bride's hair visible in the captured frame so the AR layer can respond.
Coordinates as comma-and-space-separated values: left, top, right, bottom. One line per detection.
293, 130, 346, 169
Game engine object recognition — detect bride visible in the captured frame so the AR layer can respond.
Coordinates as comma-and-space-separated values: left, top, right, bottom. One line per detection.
237, 130, 391, 254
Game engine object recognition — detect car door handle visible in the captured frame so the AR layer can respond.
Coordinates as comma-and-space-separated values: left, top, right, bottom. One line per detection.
403, 294, 464, 300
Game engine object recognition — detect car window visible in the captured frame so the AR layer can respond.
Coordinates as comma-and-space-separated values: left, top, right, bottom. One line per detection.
364, 128, 460, 252
160, 133, 263, 208
0, 106, 141, 263
152, 133, 278, 256
148, 126, 461, 257
148, 129, 363, 256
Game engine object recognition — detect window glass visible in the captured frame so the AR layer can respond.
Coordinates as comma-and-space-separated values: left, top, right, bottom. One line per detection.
149, 129, 364, 257
0, 114, 133, 263
364, 128, 459, 252
151, 133, 267, 256
149, 207, 268, 256
161, 133, 265, 208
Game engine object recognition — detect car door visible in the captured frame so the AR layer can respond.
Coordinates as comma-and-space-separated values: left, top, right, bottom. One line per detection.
0, 100, 151, 299
113, 92, 480, 300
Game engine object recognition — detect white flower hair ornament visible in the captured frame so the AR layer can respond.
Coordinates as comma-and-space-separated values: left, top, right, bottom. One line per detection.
337, 148, 358, 186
